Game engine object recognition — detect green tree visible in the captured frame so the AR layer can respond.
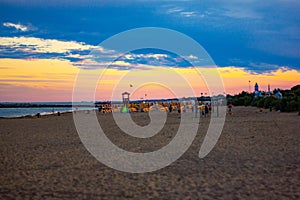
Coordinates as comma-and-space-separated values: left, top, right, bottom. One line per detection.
244, 96, 252, 106
263, 96, 273, 109
227, 85, 300, 112
257, 98, 264, 108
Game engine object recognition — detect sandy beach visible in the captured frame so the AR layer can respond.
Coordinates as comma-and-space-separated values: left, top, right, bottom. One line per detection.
0, 106, 299, 199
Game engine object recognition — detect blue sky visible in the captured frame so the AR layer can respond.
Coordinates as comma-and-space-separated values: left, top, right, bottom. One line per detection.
0, 0, 300, 73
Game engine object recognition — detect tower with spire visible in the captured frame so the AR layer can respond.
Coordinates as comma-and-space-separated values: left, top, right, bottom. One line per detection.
254, 82, 259, 92
254, 82, 262, 98
267, 84, 272, 96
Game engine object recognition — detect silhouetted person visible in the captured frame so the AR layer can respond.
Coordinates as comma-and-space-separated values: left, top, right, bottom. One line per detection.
169, 104, 173, 112
205, 104, 209, 117
228, 103, 233, 115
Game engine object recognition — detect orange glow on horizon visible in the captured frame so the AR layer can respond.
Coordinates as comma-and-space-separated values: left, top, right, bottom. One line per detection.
0, 58, 299, 101
219, 67, 300, 94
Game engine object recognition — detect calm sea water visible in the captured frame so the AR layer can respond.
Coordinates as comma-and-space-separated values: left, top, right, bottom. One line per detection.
0, 102, 96, 118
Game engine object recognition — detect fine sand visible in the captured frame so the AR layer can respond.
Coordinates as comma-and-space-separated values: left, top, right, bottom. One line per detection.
0, 107, 299, 199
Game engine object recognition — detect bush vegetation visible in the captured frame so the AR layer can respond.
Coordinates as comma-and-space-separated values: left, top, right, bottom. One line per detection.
226, 85, 300, 113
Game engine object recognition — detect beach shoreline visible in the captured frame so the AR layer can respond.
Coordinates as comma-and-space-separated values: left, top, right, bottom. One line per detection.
0, 106, 299, 199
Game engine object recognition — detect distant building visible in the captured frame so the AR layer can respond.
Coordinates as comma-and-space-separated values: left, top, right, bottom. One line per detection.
255, 82, 259, 92
267, 84, 273, 96
254, 82, 262, 98
274, 90, 283, 99
253, 82, 283, 99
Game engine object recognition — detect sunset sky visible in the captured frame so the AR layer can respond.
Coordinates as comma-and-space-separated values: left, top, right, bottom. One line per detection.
0, 0, 299, 102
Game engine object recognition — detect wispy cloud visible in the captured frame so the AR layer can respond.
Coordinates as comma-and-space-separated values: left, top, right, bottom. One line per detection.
0, 36, 187, 69
123, 53, 169, 60
74, 51, 194, 70
0, 35, 214, 71
0, 36, 106, 54
74, 59, 156, 71
221, 6, 261, 19
247, 62, 287, 73
180, 11, 196, 17
166, 7, 183, 14
164, 5, 207, 19
3, 22, 30, 32
184, 54, 198, 60
0, 36, 115, 62
221, 60, 299, 74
